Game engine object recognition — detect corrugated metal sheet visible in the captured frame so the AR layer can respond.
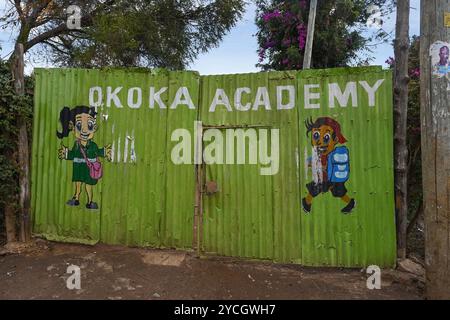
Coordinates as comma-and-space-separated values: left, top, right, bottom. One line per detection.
297, 67, 396, 267
198, 67, 395, 267
32, 69, 101, 244
200, 71, 302, 263
32, 66, 396, 267
32, 68, 198, 248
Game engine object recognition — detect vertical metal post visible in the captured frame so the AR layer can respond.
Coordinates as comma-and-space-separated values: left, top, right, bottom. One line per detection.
302, 0, 318, 69
193, 121, 204, 256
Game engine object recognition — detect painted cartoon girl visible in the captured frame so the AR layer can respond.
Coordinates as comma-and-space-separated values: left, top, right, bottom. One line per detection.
57, 106, 112, 209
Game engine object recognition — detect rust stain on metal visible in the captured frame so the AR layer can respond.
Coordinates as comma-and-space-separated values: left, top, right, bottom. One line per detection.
205, 181, 218, 196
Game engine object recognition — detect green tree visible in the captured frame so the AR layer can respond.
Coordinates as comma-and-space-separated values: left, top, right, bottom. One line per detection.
0, 0, 245, 69
52, 0, 245, 69
255, 0, 393, 70
405, 36, 422, 257
385, 36, 422, 257
0, 53, 33, 243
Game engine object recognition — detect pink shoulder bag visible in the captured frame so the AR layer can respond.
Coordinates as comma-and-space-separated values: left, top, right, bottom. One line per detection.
77, 140, 103, 180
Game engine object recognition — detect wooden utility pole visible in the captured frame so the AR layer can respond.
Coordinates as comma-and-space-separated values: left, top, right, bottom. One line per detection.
302, 0, 318, 69
393, 0, 410, 260
420, 0, 450, 299
11, 43, 31, 242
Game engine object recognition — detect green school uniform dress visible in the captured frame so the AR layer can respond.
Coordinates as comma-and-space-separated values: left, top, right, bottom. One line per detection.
67, 140, 104, 185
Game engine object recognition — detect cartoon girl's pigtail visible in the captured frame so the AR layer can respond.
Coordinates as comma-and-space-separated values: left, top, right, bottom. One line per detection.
56, 106, 72, 139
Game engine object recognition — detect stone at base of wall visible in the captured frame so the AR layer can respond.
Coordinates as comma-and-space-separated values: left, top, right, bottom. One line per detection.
397, 258, 425, 277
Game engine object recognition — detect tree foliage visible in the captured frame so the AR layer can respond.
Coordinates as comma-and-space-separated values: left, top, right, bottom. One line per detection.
255, 0, 394, 70
0, 55, 33, 228
386, 35, 422, 256
404, 36, 422, 258
1, 0, 245, 69
48, 0, 246, 69
405, 36, 421, 228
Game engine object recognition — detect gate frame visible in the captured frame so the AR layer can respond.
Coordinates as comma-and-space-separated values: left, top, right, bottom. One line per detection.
193, 123, 273, 256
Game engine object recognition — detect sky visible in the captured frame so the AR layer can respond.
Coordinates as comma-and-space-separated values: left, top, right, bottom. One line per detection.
0, 0, 421, 75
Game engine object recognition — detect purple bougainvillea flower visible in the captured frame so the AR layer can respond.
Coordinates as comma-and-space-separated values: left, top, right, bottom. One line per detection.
385, 57, 395, 66
262, 9, 282, 22
262, 13, 271, 22
283, 11, 296, 22
297, 23, 307, 50
409, 68, 420, 77
264, 40, 276, 49
282, 39, 292, 47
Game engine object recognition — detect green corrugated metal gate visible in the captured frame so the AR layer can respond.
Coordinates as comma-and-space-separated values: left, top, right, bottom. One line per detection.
32, 66, 396, 267
200, 71, 302, 263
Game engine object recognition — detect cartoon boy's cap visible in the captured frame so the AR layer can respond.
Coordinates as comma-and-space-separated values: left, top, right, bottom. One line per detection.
322, 117, 347, 144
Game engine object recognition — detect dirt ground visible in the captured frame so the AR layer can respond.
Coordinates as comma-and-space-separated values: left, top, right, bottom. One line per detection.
0, 239, 423, 300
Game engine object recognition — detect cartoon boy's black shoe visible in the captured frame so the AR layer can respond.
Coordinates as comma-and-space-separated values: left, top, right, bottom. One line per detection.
341, 198, 356, 214
86, 202, 98, 210
302, 197, 312, 213
67, 198, 79, 206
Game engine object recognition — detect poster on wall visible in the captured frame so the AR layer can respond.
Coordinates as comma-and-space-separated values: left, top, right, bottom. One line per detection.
430, 41, 450, 90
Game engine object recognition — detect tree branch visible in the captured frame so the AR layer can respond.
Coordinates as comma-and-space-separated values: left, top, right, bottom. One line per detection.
12, 0, 25, 23
28, 0, 53, 25
42, 38, 69, 55
24, 23, 69, 51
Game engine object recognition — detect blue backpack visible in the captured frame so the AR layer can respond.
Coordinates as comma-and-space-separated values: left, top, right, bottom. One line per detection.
327, 146, 350, 183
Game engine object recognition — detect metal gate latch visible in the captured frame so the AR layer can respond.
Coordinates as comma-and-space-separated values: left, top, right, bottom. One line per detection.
205, 181, 219, 196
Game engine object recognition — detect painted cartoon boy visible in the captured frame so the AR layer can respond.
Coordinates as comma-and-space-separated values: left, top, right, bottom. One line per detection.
57, 106, 112, 209
301, 117, 356, 214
